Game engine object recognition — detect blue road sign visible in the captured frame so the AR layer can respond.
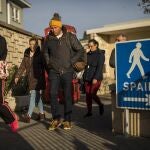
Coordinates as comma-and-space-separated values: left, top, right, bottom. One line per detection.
116, 39, 150, 110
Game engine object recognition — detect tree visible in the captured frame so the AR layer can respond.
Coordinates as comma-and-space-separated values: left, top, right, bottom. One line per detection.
138, 0, 150, 14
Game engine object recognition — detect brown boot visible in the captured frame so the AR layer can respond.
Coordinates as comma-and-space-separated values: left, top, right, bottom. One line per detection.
23, 114, 31, 123
36, 113, 45, 121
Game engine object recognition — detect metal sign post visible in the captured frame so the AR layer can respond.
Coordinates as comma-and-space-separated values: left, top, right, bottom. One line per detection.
124, 109, 129, 137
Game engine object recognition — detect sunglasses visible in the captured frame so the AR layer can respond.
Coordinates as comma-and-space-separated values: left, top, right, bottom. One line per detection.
88, 45, 95, 48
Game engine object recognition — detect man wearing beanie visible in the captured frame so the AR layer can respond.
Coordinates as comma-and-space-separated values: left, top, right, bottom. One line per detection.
43, 13, 84, 130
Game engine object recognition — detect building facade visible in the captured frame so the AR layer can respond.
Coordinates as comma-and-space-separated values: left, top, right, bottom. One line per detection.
0, 0, 31, 28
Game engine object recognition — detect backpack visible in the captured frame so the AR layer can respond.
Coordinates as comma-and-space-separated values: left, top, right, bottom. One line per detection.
66, 32, 87, 72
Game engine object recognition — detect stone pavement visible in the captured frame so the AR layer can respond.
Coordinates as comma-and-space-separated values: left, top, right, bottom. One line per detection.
0, 95, 150, 150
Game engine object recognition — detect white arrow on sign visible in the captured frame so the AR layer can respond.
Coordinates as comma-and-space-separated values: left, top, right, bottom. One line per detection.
124, 94, 150, 106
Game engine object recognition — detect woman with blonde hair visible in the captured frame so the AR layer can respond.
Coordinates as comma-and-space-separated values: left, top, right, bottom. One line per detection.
15, 37, 47, 123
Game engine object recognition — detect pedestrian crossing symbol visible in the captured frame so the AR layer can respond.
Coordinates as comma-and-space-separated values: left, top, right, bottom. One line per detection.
126, 42, 149, 79
116, 39, 150, 110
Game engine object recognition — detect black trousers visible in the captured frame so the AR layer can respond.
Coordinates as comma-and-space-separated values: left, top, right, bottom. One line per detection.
0, 80, 15, 124
49, 70, 73, 122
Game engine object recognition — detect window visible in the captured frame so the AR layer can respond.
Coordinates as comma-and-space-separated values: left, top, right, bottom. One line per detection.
12, 6, 20, 23
12, 7, 15, 19
16, 9, 20, 22
0, 0, 2, 13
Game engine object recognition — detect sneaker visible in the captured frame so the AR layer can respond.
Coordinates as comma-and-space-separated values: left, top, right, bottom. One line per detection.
36, 113, 45, 121
63, 121, 71, 130
99, 104, 104, 115
9, 114, 19, 132
48, 119, 61, 131
83, 112, 92, 118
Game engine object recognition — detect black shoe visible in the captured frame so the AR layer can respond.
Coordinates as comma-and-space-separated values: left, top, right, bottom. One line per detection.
84, 112, 92, 118
99, 104, 104, 115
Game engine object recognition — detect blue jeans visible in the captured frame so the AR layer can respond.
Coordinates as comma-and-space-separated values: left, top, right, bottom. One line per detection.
28, 90, 44, 117
49, 70, 73, 122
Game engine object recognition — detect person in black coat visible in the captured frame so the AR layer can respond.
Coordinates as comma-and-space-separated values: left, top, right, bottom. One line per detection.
109, 34, 127, 69
83, 39, 105, 117
15, 37, 48, 123
43, 13, 84, 130
109, 34, 127, 92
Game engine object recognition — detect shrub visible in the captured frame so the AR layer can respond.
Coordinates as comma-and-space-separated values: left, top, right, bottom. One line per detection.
4, 64, 18, 96
4, 64, 29, 96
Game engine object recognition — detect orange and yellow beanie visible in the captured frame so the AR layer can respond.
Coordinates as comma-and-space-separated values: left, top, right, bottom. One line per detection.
49, 13, 62, 28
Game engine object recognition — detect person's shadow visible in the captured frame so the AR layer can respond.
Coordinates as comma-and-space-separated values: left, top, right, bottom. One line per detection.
0, 122, 34, 150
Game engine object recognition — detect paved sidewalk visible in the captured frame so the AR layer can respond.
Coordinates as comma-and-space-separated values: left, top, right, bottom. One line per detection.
0, 96, 150, 150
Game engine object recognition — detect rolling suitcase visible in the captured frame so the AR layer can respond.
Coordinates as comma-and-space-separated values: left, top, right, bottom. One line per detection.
44, 71, 80, 104
58, 79, 80, 104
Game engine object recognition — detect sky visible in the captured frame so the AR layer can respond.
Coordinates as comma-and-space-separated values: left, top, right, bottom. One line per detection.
23, 0, 150, 39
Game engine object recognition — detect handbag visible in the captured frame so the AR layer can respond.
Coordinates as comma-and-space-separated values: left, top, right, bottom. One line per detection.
12, 58, 33, 96
12, 75, 29, 96
73, 61, 87, 72
66, 33, 87, 72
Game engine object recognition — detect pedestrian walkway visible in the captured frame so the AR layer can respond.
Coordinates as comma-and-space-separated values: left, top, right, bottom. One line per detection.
0, 96, 150, 150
